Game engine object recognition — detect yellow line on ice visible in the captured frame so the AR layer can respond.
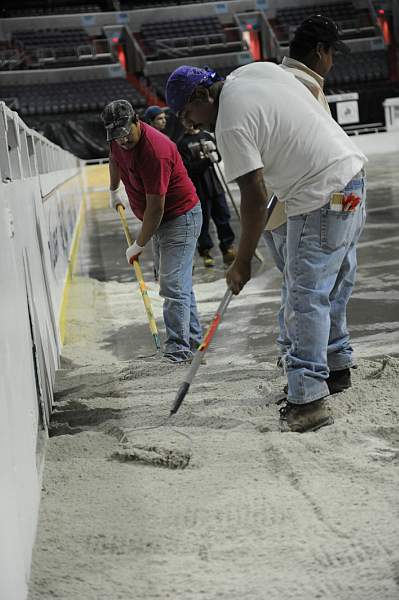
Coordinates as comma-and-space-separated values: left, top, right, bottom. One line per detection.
59, 193, 87, 345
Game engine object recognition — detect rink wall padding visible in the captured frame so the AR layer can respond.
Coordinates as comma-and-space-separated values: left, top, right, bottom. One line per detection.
0, 101, 84, 600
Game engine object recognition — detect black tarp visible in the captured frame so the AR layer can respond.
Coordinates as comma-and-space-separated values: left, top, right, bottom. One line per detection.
26, 110, 186, 159
26, 116, 109, 160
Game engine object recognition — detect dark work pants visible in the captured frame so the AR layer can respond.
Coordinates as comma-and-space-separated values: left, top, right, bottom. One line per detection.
198, 192, 235, 255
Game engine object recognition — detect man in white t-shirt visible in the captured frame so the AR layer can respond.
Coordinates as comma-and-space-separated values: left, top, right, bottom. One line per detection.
165, 62, 367, 433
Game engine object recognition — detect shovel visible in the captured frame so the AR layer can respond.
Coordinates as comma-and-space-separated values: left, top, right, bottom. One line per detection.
170, 287, 233, 415
117, 205, 161, 352
170, 193, 278, 416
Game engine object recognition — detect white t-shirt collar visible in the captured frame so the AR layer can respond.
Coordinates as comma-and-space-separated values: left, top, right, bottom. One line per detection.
281, 56, 325, 90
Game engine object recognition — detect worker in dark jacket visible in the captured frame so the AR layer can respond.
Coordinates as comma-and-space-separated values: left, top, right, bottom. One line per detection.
178, 124, 236, 267
143, 105, 167, 133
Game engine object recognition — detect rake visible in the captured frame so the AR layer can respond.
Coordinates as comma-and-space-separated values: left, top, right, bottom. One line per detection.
117, 205, 161, 352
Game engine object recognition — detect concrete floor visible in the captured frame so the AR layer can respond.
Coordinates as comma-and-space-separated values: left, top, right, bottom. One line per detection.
78, 152, 399, 364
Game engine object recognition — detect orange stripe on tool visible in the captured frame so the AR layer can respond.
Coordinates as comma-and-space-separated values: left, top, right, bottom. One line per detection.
200, 314, 222, 351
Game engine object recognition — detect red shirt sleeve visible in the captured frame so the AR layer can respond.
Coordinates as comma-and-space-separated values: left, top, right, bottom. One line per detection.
140, 156, 172, 196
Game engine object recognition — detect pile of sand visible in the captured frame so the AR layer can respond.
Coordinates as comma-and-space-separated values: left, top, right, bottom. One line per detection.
29, 274, 399, 600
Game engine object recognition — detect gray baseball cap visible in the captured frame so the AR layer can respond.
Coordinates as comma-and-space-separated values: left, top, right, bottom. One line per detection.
101, 99, 137, 141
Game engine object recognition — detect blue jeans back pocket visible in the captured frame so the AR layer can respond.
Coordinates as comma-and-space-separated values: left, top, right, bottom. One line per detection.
321, 208, 353, 250
321, 176, 365, 250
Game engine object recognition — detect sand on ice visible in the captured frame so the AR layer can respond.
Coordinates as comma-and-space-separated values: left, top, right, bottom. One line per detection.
28, 270, 399, 600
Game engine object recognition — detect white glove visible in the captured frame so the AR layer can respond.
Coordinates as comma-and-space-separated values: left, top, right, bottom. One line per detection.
109, 186, 125, 210
126, 241, 145, 264
208, 151, 219, 164
202, 140, 216, 154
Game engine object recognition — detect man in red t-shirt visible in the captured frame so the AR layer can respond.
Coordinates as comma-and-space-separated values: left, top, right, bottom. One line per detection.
101, 99, 203, 363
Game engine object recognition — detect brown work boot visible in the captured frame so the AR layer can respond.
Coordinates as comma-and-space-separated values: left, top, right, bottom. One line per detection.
280, 398, 333, 433
282, 368, 352, 397
327, 368, 351, 394
222, 246, 236, 266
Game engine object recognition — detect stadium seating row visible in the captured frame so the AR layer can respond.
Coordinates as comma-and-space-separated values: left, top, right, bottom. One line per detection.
141, 16, 222, 38
0, 31, 116, 72
1, 0, 224, 18
12, 28, 91, 49
0, 77, 146, 117
0, 49, 116, 71
145, 40, 246, 61
326, 50, 390, 88
138, 16, 246, 60
1, 4, 102, 18
120, 0, 207, 8
272, 1, 375, 42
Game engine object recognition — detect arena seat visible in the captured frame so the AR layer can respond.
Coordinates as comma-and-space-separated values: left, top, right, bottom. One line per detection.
0, 77, 146, 117
326, 50, 390, 88
138, 15, 246, 60
12, 28, 91, 49
119, 0, 208, 9
1, 3, 102, 18
272, 1, 375, 43
1, 27, 117, 71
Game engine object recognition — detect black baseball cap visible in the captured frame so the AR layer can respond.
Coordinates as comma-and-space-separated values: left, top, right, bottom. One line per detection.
293, 15, 350, 54
101, 99, 137, 141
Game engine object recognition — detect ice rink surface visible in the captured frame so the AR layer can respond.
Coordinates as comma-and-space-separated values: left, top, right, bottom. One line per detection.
28, 154, 399, 600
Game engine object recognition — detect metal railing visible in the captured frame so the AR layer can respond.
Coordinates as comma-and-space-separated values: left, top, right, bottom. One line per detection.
0, 37, 116, 71
0, 101, 79, 183
144, 26, 246, 60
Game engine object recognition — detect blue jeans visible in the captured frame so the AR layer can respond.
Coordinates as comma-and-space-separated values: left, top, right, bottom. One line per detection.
264, 225, 289, 357
284, 172, 367, 404
152, 203, 203, 362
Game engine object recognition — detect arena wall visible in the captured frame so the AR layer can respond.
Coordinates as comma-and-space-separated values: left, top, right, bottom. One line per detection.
0, 101, 84, 600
